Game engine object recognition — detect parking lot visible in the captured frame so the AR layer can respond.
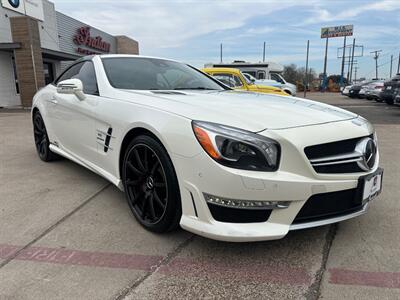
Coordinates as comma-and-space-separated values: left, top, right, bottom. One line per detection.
0, 92, 399, 300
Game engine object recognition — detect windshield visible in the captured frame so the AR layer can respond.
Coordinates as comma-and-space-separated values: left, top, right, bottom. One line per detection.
102, 57, 225, 91
242, 73, 255, 84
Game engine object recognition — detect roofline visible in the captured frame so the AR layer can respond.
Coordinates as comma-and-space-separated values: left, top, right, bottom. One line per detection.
0, 42, 21, 50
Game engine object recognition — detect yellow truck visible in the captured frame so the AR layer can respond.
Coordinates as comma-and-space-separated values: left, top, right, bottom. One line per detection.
201, 67, 288, 96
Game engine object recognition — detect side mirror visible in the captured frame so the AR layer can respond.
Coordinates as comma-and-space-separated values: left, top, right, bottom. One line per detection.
57, 79, 85, 101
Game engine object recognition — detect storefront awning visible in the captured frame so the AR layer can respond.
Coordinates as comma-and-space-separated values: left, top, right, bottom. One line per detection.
41, 48, 81, 61
0, 42, 21, 51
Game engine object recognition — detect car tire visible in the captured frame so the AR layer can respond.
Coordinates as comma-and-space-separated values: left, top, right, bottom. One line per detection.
33, 111, 60, 162
385, 98, 394, 105
122, 135, 182, 233
284, 90, 292, 95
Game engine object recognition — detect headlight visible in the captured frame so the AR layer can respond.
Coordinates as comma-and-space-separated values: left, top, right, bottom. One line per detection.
192, 121, 280, 171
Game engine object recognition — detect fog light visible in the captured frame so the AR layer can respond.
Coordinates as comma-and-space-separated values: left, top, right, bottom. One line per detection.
203, 193, 289, 210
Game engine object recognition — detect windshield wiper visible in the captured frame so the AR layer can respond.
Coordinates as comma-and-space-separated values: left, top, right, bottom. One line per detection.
173, 87, 219, 90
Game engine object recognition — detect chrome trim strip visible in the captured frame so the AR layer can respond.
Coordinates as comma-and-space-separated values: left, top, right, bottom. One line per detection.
96, 129, 115, 139
289, 203, 369, 231
309, 151, 363, 164
96, 141, 113, 151
203, 193, 290, 210
312, 157, 363, 166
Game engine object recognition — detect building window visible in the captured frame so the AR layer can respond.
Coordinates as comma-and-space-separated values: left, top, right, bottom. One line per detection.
11, 56, 19, 94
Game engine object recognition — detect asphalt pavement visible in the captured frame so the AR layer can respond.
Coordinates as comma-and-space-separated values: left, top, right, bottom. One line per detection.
0, 93, 399, 299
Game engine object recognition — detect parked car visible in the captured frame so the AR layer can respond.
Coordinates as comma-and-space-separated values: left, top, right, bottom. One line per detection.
394, 90, 400, 105
380, 74, 400, 105
342, 85, 352, 96
201, 67, 288, 96
32, 54, 383, 242
205, 61, 297, 96
242, 72, 283, 89
348, 84, 363, 98
364, 81, 385, 101
269, 72, 297, 96
348, 80, 377, 98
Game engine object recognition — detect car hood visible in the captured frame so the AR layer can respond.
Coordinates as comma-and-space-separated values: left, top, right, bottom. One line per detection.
118, 90, 357, 132
249, 85, 282, 92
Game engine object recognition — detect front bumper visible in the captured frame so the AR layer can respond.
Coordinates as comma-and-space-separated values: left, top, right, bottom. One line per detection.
172, 120, 379, 242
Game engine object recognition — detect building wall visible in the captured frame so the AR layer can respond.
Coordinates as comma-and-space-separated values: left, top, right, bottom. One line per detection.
56, 12, 117, 56
0, 6, 22, 42
38, 0, 59, 51
11, 16, 45, 107
116, 35, 139, 55
0, 0, 59, 49
0, 51, 20, 107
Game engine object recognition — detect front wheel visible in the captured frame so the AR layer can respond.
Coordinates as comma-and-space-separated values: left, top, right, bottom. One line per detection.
122, 135, 181, 233
33, 111, 60, 162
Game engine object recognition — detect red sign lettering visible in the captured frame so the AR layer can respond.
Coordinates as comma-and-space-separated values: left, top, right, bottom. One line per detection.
73, 26, 111, 53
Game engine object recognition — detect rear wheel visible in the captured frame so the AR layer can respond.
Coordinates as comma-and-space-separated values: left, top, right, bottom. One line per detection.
122, 135, 181, 233
284, 90, 292, 95
33, 111, 60, 162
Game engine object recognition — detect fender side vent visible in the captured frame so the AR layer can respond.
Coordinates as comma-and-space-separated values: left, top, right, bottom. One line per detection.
104, 127, 113, 153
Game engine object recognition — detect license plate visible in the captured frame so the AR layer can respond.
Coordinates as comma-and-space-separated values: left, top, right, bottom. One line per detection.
387, 86, 392, 90
360, 169, 383, 203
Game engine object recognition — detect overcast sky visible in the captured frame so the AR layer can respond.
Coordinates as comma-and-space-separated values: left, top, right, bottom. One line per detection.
52, 0, 400, 79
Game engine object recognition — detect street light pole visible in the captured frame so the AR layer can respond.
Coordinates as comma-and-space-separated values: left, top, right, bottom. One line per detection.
263, 41, 266, 62
220, 43, 223, 63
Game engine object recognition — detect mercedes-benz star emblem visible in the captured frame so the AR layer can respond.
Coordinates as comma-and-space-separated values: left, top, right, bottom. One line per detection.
8, 0, 20, 8
355, 137, 377, 171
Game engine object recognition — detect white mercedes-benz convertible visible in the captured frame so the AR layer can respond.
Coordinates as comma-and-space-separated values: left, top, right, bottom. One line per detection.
32, 55, 383, 242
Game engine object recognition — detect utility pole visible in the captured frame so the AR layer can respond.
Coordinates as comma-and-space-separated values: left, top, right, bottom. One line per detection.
322, 37, 329, 91
370, 50, 382, 79
220, 43, 223, 63
340, 36, 347, 87
263, 41, 266, 62
349, 39, 356, 83
390, 55, 393, 78
304, 40, 309, 98
354, 66, 358, 83
397, 51, 400, 74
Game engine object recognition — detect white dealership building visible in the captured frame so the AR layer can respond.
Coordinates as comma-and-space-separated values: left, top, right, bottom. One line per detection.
0, 0, 139, 107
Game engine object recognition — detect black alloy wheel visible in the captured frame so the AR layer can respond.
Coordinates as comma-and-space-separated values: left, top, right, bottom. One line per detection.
33, 112, 59, 162
123, 135, 181, 233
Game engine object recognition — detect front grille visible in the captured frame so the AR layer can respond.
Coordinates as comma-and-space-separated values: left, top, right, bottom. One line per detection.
304, 135, 372, 174
293, 188, 363, 224
207, 203, 272, 223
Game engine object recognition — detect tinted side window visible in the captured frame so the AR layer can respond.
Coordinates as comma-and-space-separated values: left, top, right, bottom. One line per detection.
77, 62, 98, 95
55, 63, 84, 84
